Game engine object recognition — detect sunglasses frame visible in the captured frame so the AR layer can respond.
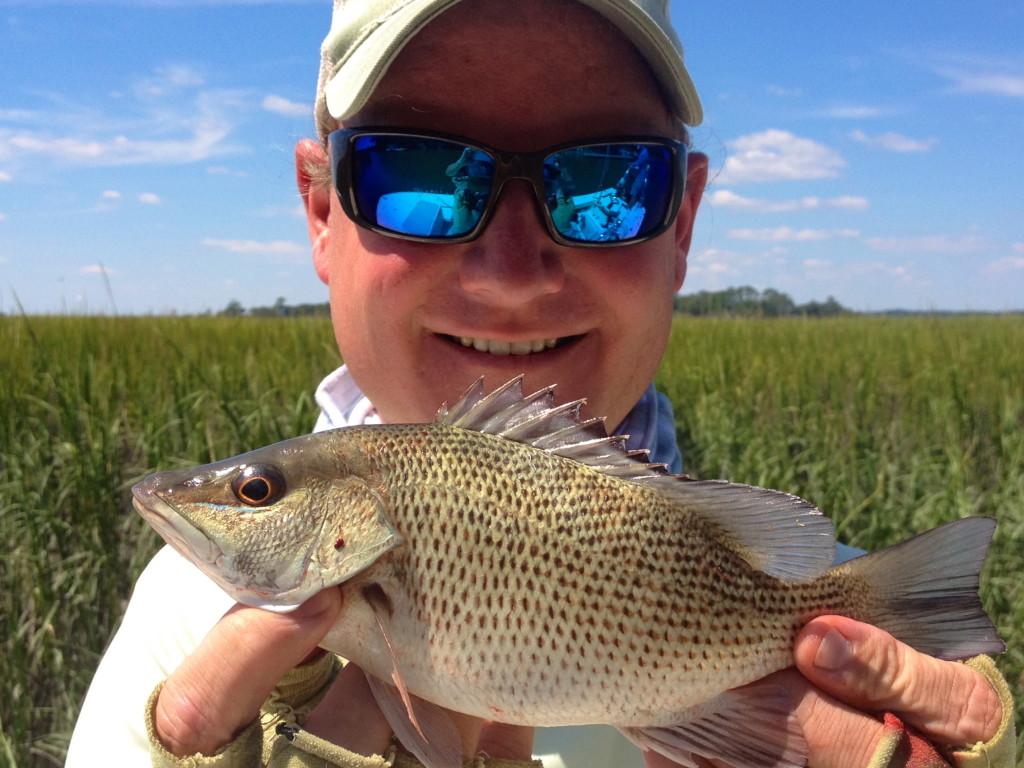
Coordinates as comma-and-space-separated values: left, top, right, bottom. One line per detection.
327, 127, 689, 248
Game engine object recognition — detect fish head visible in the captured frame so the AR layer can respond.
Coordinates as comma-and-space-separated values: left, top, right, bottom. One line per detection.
132, 431, 402, 611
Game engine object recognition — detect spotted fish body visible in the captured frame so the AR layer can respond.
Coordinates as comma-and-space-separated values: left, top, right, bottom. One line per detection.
322, 423, 842, 723
133, 377, 1004, 768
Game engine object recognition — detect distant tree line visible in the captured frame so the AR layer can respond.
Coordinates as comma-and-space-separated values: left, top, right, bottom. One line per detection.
673, 286, 849, 317
220, 297, 331, 318
221, 288, 849, 319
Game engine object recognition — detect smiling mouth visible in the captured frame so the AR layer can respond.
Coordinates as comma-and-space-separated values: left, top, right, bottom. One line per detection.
444, 334, 579, 356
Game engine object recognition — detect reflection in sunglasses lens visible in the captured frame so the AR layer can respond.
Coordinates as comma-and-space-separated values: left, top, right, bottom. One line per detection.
346, 135, 676, 244
543, 144, 672, 243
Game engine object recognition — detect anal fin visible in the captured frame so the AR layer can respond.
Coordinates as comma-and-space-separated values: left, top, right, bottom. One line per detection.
618, 681, 806, 768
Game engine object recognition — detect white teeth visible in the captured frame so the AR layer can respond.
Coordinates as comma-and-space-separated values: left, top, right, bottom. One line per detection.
458, 336, 559, 355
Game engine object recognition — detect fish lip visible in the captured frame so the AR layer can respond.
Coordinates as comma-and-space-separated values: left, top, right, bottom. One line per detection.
131, 476, 318, 610
131, 479, 223, 566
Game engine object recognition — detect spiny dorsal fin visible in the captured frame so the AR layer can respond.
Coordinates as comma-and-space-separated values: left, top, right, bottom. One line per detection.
436, 377, 836, 582
436, 376, 671, 480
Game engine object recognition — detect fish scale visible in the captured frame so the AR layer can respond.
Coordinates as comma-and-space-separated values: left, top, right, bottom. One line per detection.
132, 376, 1004, 768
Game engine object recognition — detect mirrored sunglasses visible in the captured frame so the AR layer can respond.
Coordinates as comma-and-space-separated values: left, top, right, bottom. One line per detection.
327, 129, 688, 247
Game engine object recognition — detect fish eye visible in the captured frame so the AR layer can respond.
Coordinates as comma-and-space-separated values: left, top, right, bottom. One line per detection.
231, 465, 286, 507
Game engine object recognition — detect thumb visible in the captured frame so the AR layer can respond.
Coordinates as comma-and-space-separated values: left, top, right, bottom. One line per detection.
155, 587, 343, 757
794, 616, 1002, 746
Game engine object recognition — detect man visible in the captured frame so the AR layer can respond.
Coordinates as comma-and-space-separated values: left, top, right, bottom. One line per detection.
67, 0, 1013, 765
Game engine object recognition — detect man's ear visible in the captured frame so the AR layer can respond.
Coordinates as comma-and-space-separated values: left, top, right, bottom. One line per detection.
295, 139, 333, 285
672, 151, 708, 291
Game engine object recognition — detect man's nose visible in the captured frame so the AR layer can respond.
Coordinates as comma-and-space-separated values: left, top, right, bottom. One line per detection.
457, 181, 566, 304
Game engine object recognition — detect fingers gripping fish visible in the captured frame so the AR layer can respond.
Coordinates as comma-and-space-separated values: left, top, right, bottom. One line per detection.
132, 376, 1004, 768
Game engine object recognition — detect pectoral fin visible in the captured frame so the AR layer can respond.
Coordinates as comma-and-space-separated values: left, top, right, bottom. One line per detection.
363, 584, 462, 768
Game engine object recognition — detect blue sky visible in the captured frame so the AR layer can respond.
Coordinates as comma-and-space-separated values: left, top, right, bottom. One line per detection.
1, 0, 1022, 314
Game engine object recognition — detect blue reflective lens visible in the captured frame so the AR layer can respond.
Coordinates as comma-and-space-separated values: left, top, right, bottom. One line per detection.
541, 144, 674, 243
352, 135, 493, 239
335, 131, 683, 246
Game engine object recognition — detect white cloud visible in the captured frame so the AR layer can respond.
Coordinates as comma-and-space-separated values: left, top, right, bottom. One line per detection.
684, 247, 743, 278
850, 130, 938, 152
830, 196, 871, 210
135, 64, 205, 97
3, 122, 234, 166
139, 192, 162, 205
766, 84, 801, 97
80, 264, 118, 275
262, 94, 310, 118
0, 170, 11, 181
983, 257, 1024, 275
822, 105, 888, 119
684, 246, 789, 284
710, 189, 869, 212
865, 235, 988, 254
797, 258, 914, 284
0, 212, 7, 221
0, 84, 243, 167
0, 108, 40, 122
207, 165, 248, 177
954, 73, 1024, 97
919, 53, 1024, 98
717, 130, 846, 184
202, 238, 304, 254
728, 227, 859, 242
101, 189, 122, 199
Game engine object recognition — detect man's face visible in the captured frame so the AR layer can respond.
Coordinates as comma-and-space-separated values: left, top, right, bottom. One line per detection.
301, 0, 707, 427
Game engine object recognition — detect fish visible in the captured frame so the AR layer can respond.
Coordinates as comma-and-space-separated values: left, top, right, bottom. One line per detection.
132, 376, 1005, 768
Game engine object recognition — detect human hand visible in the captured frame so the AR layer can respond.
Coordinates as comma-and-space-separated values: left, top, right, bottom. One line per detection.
644, 615, 1002, 768
153, 584, 535, 763
153, 588, 344, 756
792, 616, 1002, 767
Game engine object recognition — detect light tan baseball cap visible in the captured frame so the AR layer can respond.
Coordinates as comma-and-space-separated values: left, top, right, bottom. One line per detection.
315, 0, 703, 139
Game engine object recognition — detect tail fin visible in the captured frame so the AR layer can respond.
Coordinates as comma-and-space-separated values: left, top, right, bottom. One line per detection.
841, 516, 1005, 660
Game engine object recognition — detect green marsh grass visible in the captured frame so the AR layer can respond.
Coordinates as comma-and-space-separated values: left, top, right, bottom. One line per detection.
1, 314, 1021, 766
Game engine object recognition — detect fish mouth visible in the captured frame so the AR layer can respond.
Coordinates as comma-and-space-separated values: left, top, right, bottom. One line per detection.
131, 480, 222, 567
131, 476, 316, 611
441, 334, 581, 356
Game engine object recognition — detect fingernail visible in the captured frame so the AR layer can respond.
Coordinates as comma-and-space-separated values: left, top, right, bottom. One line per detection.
293, 588, 337, 620
814, 627, 853, 671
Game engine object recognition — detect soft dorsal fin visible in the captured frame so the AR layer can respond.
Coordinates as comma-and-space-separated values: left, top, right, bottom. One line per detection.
436, 377, 836, 582
646, 477, 836, 582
